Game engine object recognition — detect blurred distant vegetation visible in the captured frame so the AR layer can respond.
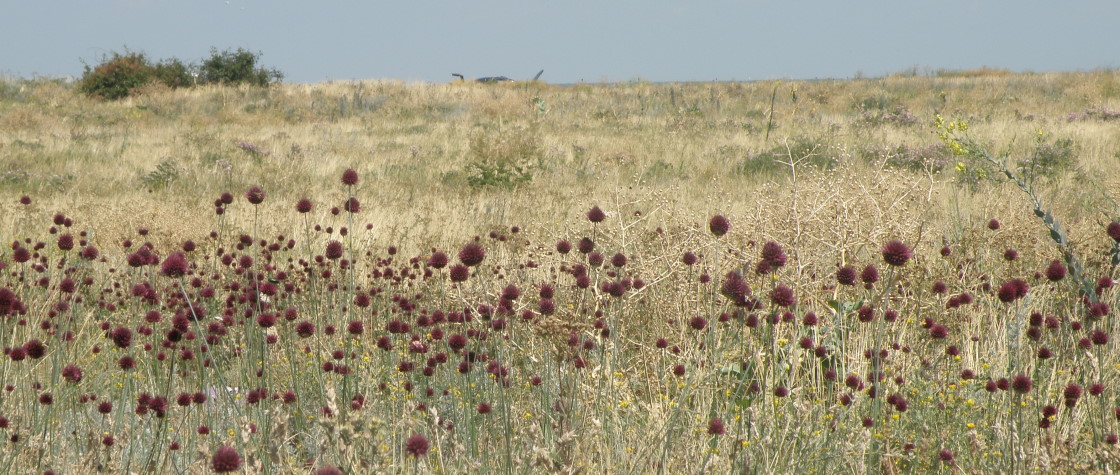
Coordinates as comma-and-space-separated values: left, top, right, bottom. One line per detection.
77, 47, 282, 99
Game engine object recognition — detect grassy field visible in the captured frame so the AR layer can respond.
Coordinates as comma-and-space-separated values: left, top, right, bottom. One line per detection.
1, 70, 1120, 473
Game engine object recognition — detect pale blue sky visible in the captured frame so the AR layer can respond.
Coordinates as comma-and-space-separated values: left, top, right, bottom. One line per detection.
3, 1, 1117, 84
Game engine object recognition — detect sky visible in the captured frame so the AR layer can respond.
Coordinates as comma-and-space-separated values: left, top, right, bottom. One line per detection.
3, 1, 1117, 84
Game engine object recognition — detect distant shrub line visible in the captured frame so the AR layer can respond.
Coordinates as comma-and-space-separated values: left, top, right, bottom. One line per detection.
77, 47, 283, 100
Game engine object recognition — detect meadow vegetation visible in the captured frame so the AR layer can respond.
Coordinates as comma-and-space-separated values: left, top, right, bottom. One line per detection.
0, 69, 1119, 472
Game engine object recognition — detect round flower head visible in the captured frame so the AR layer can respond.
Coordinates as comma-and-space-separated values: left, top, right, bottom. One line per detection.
211, 445, 242, 473
405, 433, 430, 457
997, 278, 1029, 303
987, 219, 1001, 230
1011, 373, 1032, 393
881, 240, 912, 267
708, 215, 730, 237
577, 237, 595, 254
860, 265, 879, 284
761, 241, 787, 268
160, 252, 189, 278
1108, 222, 1120, 242
245, 186, 266, 205
458, 243, 485, 267
1045, 260, 1066, 281
19, 195, 31, 205
341, 168, 359, 186
720, 271, 750, 306
836, 266, 856, 286
1002, 249, 1021, 263
343, 197, 360, 213
448, 264, 469, 282
770, 284, 795, 308
57, 234, 74, 251
324, 241, 344, 260
707, 418, 726, 435
939, 449, 954, 463
427, 251, 449, 269
587, 206, 606, 223
555, 240, 572, 254
295, 198, 313, 213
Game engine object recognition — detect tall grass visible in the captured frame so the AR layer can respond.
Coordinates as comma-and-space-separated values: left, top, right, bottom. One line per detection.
0, 71, 1118, 472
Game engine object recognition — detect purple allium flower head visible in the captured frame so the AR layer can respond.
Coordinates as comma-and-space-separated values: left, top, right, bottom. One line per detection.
997, 278, 1029, 303
62, 364, 82, 383
428, 251, 449, 269
939, 449, 954, 463
57, 234, 74, 251
211, 445, 242, 473
760, 241, 787, 268
449, 265, 469, 282
325, 241, 344, 260
295, 198, 313, 213
987, 219, 1001, 230
343, 197, 360, 213
720, 271, 750, 305
881, 240, 911, 267
458, 243, 485, 267
556, 240, 572, 254
707, 418, 726, 435
1045, 260, 1066, 281
928, 324, 948, 339
587, 206, 606, 223
405, 433, 430, 457
1012, 373, 1032, 393
769, 284, 795, 308
341, 168, 359, 186
1001, 249, 1020, 263
860, 265, 879, 284
245, 186, 265, 205
708, 215, 729, 237
1108, 222, 1120, 242
160, 252, 189, 278
110, 327, 132, 348
296, 321, 315, 338
682, 252, 698, 266
836, 266, 856, 286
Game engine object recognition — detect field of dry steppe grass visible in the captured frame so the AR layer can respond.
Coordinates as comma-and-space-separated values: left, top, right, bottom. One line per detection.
0, 70, 1119, 473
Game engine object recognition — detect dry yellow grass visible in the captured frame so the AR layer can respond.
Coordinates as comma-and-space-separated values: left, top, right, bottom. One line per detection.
2, 71, 1119, 253
1, 71, 1119, 473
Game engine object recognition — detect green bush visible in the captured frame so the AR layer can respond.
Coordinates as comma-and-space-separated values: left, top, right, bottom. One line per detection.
77, 47, 282, 100
152, 58, 194, 89
198, 48, 282, 86
77, 51, 156, 100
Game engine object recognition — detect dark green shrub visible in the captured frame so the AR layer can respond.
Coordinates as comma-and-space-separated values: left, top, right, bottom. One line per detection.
152, 58, 194, 89
77, 51, 155, 100
198, 48, 282, 86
